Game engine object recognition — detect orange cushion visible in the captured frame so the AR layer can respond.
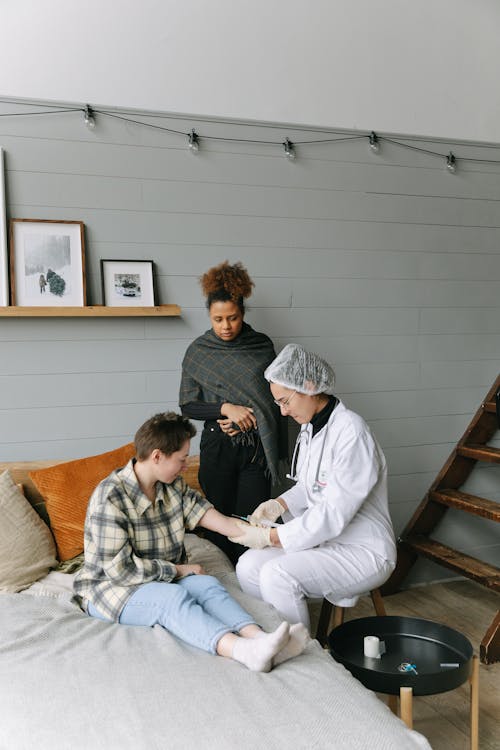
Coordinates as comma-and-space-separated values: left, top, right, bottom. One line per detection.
184, 455, 202, 494
30, 443, 135, 561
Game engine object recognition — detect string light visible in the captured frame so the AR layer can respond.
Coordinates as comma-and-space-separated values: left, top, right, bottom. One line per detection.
369, 131, 380, 153
83, 105, 95, 130
188, 129, 199, 153
1, 98, 500, 168
283, 138, 296, 160
446, 151, 457, 173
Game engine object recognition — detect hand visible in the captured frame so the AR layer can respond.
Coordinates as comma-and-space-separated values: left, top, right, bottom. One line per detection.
175, 563, 205, 578
221, 403, 257, 432
228, 521, 271, 549
217, 418, 241, 437
249, 498, 283, 524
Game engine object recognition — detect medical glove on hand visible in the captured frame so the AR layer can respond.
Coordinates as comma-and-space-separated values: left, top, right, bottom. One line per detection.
229, 521, 271, 549
249, 498, 283, 524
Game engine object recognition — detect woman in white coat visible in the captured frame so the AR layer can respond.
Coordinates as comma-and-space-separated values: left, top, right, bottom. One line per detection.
230, 344, 397, 630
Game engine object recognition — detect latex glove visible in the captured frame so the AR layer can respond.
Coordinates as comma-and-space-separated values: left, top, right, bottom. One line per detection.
249, 498, 283, 524
229, 521, 271, 549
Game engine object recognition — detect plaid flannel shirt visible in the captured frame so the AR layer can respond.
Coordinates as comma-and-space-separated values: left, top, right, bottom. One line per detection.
73, 459, 213, 621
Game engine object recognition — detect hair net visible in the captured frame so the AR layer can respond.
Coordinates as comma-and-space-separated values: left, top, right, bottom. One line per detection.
264, 343, 336, 395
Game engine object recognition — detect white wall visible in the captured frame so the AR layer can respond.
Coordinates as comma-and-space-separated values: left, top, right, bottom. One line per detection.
1, 0, 500, 143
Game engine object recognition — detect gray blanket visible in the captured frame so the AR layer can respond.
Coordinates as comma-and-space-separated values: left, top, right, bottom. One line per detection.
0, 537, 430, 750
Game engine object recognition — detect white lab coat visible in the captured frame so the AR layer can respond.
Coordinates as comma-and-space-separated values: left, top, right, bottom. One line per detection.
278, 400, 397, 564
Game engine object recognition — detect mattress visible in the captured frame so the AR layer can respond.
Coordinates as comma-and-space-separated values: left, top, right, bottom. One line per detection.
0, 535, 431, 750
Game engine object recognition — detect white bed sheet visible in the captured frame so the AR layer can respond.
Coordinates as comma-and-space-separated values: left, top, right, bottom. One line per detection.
0, 535, 431, 750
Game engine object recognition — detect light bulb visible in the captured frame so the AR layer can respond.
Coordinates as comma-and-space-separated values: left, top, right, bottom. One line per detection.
84, 105, 95, 130
446, 151, 457, 173
369, 131, 380, 153
188, 129, 199, 153
283, 138, 295, 160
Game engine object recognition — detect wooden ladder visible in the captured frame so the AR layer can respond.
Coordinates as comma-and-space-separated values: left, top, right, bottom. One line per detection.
381, 374, 500, 664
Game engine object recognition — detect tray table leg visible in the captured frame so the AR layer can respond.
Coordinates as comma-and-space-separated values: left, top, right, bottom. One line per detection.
387, 695, 398, 715
469, 655, 479, 750
399, 687, 413, 730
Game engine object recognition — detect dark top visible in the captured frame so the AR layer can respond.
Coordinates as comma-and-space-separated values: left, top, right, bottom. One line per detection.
181, 401, 223, 421
310, 395, 338, 436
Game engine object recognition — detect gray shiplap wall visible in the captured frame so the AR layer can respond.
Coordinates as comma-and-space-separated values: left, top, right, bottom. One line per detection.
1, 100, 499, 584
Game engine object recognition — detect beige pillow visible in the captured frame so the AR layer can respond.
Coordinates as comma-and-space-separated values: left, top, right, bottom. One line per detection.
0, 469, 58, 592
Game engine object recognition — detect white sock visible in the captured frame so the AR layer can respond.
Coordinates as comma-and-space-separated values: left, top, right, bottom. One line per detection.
273, 623, 310, 666
232, 622, 290, 672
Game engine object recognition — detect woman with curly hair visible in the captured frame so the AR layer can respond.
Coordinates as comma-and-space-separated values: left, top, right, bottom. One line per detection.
179, 261, 285, 564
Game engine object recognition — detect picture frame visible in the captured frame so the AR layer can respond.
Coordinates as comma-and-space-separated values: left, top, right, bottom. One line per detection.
0, 149, 8, 306
9, 219, 86, 307
100, 259, 157, 307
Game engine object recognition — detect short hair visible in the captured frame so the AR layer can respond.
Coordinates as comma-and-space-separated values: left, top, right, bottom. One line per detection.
134, 412, 196, 460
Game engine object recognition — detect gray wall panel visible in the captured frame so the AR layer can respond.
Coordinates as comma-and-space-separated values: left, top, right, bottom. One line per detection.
0, 339, 189, 376
1, 99, 499, 582
293, 278, 500, 308
420, 308, 500, 334
374, 414, 473, 449
0, 371, 181, 409
249, 308, 419, 337
0, 318, 149, 341
4, 131, 500, 200
419, 360, 500, 388
349, 387, 486, 420
9, 201, 500, 252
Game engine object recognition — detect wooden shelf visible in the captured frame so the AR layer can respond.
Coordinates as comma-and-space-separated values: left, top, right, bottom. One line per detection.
0, 304, 181, 318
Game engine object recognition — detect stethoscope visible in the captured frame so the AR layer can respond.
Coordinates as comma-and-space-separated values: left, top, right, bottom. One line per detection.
286, 423, 329, 493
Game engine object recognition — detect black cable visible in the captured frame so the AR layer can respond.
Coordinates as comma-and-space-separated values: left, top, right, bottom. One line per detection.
379, 136, 444, 158
1, 99, 500, 165
94, 110, 187, 137
0, 108, 81, 117
293, 135, 367, 145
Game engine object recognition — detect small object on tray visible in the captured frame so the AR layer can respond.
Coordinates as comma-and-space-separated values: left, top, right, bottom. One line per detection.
397, 661, 418, 675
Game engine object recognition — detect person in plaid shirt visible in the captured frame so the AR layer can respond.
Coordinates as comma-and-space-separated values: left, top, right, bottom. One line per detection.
73, 412, 309, 672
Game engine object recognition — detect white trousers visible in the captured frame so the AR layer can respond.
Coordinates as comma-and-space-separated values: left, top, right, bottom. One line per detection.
235, 544, 395, 630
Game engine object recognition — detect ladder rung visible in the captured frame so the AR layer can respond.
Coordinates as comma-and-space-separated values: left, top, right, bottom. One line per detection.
483, 401, 496, 414
404, 535, 500, 591
458, 444, 500, 463
430, 489, 500, 522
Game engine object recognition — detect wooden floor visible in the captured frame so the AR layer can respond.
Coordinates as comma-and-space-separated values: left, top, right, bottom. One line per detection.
312, 580, 500, 750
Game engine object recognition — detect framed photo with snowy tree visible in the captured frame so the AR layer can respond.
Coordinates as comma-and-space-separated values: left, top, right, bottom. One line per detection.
9, 219, 86, 306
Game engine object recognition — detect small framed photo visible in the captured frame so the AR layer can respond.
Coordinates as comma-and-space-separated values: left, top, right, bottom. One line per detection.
100, 259, 157, 307
9, 219, 86, 306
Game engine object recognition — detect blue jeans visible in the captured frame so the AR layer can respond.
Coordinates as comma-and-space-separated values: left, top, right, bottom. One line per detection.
87, 574, 256, 654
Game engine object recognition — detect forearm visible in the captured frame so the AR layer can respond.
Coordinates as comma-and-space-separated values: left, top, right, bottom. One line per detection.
197, 507, 242, 537
105, 551, 176, 585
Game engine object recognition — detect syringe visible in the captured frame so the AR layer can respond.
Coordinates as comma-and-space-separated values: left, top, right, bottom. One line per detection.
231, 514, 280, 528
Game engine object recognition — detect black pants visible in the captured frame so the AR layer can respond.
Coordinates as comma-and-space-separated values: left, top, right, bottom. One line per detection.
198, 423, 271, 565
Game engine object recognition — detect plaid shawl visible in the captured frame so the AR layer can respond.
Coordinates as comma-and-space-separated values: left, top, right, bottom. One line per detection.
179, 323, 283, 482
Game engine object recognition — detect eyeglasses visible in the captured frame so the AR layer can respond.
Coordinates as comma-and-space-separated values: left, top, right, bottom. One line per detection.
273, 390, 297, 408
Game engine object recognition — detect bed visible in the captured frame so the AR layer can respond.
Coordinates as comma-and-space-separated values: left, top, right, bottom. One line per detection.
0, 451, 431, 750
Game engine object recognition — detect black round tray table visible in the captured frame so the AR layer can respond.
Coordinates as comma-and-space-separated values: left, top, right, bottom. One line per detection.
328, 616, 479, 749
